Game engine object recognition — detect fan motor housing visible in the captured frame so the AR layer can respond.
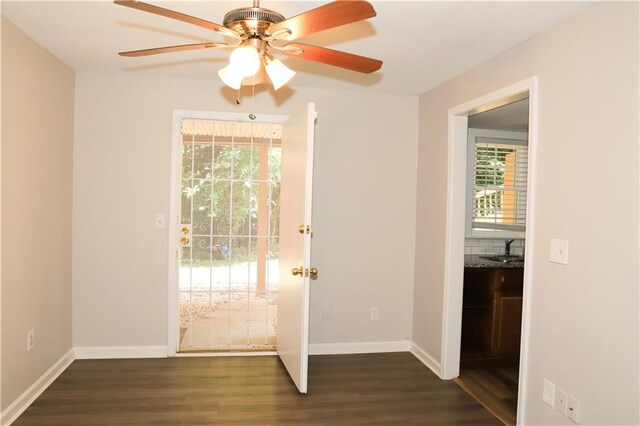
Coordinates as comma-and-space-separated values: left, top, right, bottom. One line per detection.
223, 7, 285, 36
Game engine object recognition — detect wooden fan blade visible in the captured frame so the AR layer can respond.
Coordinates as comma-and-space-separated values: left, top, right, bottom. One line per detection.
267, 1, 376, 40
119, 42, 227, 57
114, 1, 240, 38
281, 43, 382, 74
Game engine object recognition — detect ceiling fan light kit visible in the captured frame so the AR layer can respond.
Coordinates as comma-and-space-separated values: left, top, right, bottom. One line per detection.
218, 64, 245, 90
229, 45, 261, 77
265, 56, 296, 91
114, 0, 383, 91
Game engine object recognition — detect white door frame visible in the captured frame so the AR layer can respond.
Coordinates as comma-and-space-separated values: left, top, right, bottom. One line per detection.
167, 109, 288, 356
440, 77, 539, 424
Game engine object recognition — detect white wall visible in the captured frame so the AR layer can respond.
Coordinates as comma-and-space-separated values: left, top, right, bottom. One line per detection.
72, 74, 418, 350
413, 3, 638, 425
1, 18, 74, 409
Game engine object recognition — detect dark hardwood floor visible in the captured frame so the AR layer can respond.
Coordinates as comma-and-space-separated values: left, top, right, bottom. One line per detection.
454, 366, 519, 426
15, 352, 500, 425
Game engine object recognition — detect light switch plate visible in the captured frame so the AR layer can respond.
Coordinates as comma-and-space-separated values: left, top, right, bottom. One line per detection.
550, 238, 569, 264
543, 379, 555, 406
555, 388, 568, 415
155, 214, 166, 229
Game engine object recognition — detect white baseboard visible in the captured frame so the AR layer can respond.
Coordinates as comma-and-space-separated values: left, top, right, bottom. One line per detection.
74, 346, 168, 359
410, 342, 444, 379
1, 348, 74, 426
309, 340, 411, 355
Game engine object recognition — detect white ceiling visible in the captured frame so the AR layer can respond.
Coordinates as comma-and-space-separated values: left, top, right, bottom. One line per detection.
1, 1, 592, 95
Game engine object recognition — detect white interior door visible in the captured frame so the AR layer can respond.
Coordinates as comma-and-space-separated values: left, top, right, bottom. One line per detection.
277, 102, 317, 394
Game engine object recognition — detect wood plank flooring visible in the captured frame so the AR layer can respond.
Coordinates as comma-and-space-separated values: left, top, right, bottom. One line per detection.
454, 367, 519, 426
15, 352, 500, 425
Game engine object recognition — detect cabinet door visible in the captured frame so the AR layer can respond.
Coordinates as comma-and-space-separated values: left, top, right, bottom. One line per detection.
495, 268, 524, 291
492, 291, 523, 356
461, 269, 494, 356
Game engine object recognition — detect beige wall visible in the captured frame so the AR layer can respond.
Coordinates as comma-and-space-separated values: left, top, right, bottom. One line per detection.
72, 74, 418, 348
1, 18, 74, 409
413, 3, 638, 425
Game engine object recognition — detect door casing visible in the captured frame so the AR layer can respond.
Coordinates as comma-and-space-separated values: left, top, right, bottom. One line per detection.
441, 77, 539, 425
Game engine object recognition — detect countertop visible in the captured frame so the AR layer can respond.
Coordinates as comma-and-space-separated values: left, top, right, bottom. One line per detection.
464, 255, 524, 268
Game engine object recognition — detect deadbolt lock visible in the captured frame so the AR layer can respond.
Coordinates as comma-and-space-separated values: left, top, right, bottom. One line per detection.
298, 224, 311, 234
179, 224, 192, 247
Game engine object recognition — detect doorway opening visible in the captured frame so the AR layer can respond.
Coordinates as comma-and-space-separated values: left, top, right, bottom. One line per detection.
441, 78, 538, 425
168, 104, 316, 393
177, 118, 282, 352
455, 100, 529, 426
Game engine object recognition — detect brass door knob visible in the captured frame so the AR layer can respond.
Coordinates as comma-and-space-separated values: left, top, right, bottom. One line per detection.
309, 267, 318, 277
292, 267, 304, 276
180, 237, 190, 245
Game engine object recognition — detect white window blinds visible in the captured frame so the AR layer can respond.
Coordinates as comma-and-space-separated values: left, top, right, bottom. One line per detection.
472, 137, 528, 232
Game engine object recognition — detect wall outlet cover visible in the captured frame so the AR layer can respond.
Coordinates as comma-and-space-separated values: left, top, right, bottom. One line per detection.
543, 379, 555, 407
370, 307, 379, 321
27, 329, 35, 352
568, 395, 580, 423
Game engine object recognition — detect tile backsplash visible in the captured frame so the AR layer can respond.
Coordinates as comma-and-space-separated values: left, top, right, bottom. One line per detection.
465, 238, 525, 256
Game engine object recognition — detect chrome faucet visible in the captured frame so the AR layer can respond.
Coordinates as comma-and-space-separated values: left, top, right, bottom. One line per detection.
505, 239, 514, 257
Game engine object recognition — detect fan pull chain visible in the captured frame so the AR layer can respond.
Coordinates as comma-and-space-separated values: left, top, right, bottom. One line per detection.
236, 87, 241, 105
251, 80, 256, 115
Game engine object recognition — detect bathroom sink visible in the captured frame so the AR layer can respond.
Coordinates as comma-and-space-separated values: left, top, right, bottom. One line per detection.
479, 255, 525, 263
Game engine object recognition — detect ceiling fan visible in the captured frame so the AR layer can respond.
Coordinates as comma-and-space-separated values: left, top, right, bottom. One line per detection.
114, 0, 383, 90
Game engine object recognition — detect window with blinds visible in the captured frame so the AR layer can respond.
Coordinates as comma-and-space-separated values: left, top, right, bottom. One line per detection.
470, 134, 528, 233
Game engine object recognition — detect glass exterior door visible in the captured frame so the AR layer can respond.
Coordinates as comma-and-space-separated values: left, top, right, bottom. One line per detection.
179, 119, 281, 352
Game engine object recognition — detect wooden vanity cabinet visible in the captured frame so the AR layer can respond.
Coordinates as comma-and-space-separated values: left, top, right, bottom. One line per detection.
461, 267, 524, 360
492, 269, 524, 357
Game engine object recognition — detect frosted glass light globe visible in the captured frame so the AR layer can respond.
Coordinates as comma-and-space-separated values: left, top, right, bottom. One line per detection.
265, 57, 295, 90
230, 46, 261, 77
218, 64, 244, 90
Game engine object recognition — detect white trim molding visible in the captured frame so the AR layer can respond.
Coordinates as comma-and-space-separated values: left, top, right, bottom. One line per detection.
442, 77, 539, 425
74, 346, 169, 359
1, 348, 74, 426
309, 341, 411, 355
410, 342, 444, 379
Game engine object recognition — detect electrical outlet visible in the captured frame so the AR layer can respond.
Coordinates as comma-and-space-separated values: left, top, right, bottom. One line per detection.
370, 307, 379, 321
27, 329, 35, 351
323, 306, 332, 319
555, 388, 568, 415
542, 379, 555, 407
567, 395, 580, 423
